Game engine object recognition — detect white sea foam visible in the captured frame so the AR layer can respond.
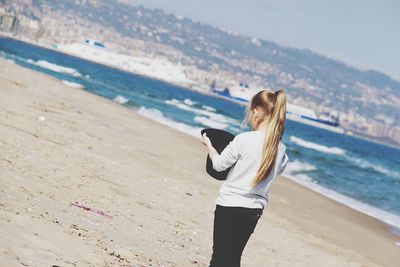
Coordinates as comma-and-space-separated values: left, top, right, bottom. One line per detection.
344, 155, 400, 179
165, 98, 193, 112
0, 52, 25, 65
290, 136, 346, 155
27, 59, 82, 77
113, 95, 130, 104
165, 98, 239, 129
202, 105, 216, 112
283, 173, 400, 234
183, 98, 196, 106
286, 159, 318, 172
62, 80, 84, 89
284, 160, 317, 183
137, 106, 202, 138
194, 116, 228, 129
202, 109, 238, 125
290, 135, 399, 179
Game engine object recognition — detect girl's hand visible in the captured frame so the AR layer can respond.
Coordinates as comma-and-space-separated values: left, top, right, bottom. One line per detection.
202, 133, 219, 160
201, 133, 212, 147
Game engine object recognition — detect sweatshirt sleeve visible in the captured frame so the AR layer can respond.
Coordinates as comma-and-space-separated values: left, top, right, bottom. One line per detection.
211, 135, 241, 172
277, 152, 289, 176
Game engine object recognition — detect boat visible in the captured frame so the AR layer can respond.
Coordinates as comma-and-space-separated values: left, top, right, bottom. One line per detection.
212, 82, 257, 103
56, 39, 194, 85
212, 85, 344, 134
286, 103, 344, 133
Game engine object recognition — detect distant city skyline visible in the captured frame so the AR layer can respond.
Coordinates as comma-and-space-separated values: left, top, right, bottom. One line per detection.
135, 0, 400, 81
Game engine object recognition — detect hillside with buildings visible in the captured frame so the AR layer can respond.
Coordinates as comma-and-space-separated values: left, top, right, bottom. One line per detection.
1, 0, 399, 146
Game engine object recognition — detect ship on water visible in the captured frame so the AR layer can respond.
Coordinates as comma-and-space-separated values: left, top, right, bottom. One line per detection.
212, 84, 345, 134
56, 39, 194, 85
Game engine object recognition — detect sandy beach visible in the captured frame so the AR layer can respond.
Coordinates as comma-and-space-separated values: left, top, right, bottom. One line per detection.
0, 59, 399, 266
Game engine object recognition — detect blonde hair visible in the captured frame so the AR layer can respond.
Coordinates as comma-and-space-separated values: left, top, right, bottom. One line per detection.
241, 89, 287, 186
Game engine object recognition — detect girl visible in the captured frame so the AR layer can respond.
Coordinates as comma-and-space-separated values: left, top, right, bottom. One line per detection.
201, 89, 289, 267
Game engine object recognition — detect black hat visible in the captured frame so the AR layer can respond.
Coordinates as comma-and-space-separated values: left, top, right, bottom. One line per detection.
201, 128, 235, 180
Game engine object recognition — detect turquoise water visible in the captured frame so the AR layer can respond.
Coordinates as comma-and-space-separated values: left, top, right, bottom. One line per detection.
1, 36, 399, 231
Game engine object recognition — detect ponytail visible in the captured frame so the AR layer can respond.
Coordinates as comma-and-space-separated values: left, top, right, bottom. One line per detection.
251, 89, 286, 186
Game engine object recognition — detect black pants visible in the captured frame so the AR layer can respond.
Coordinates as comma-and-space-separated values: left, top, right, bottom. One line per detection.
209, 204, 263, 267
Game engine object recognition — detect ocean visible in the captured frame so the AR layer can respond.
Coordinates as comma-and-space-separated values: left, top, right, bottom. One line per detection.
1, 36, 399, 234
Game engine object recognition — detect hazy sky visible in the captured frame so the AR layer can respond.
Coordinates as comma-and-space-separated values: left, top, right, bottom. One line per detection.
135, 0, 400, 80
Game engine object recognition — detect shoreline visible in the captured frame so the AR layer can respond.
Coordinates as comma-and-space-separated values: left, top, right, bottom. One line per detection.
2, 36, 399, 231
1, 34, 399, 150
268, 176, 400, 265
2, 54, 400, 229
1, 59, 399, 266
39, 50, 400, 232
283, 174, 400, 237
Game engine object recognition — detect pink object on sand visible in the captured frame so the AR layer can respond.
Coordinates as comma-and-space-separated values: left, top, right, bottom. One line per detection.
71, 202, 113, 219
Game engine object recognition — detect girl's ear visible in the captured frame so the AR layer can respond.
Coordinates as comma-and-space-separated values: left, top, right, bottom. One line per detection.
253, 108, 258, 116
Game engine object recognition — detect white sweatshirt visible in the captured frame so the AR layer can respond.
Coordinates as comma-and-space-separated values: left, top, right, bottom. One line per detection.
211, 129, 289, 209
